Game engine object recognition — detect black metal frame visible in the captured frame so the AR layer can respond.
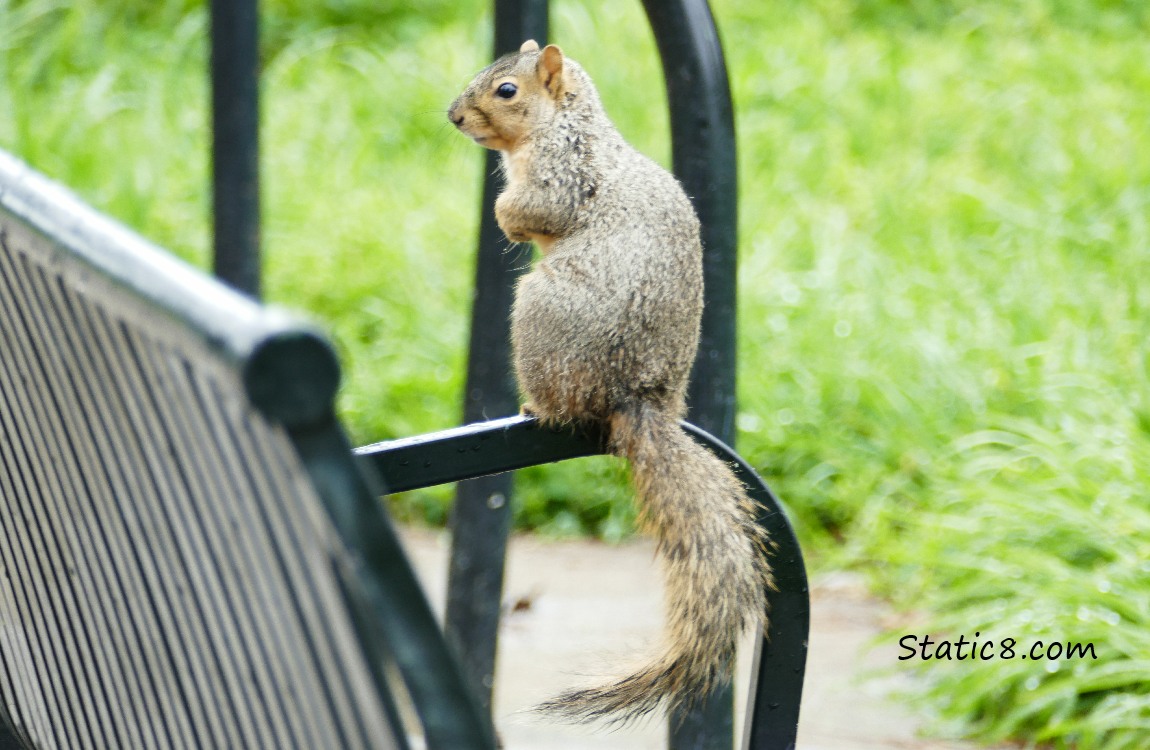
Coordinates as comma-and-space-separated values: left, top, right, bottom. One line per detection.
202, 0, 807, 744
356, 417, 809, 749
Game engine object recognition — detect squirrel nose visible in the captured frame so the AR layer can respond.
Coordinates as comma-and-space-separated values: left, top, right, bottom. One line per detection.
448, 108, 464, 126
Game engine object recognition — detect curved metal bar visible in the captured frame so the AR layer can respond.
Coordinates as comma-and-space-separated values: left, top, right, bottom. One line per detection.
355, 416, 808, 749
209, 0, 261, 297
638, 1, 741, 743
679, 424, 808, 750
640, 0, 739, 445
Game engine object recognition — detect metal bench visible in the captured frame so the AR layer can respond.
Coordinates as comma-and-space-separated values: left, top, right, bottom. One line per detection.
0, 149, 494, 750
2, 0, 811, 741
0, 136, 809, 750
204, 0, 812, 742
0, 146, 808, 748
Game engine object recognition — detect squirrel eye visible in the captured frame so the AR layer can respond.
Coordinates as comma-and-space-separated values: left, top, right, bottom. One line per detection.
495, 82, 518, 99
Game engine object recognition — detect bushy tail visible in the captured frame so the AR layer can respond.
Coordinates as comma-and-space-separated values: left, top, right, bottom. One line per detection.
536, 403, 773, 724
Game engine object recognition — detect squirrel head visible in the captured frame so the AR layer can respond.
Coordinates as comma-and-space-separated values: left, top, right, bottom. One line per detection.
448, 39, 571, 152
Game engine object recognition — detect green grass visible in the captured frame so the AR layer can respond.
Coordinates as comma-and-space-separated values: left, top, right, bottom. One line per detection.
3, 0, 1149, 745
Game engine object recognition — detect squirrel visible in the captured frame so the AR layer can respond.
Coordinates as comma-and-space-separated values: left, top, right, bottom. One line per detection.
448, 40, 772, 724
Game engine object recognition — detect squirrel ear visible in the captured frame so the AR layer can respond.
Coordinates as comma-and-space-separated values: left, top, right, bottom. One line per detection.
519, 39, 540, 53
538, 44, 564, 95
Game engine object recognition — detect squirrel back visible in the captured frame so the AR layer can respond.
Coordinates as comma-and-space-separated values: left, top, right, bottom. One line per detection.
450, 40, 772, 723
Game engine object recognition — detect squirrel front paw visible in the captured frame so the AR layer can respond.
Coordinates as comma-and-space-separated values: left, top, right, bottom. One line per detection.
495, 192, 537, 243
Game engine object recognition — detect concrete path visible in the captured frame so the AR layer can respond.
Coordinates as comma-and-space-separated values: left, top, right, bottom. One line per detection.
398, 527, 992, 749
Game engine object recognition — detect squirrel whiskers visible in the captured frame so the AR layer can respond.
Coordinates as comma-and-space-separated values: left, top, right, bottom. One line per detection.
449, 40, 773, 724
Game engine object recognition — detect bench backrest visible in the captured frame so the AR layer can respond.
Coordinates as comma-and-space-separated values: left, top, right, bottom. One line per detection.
0, 150, 491, 749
